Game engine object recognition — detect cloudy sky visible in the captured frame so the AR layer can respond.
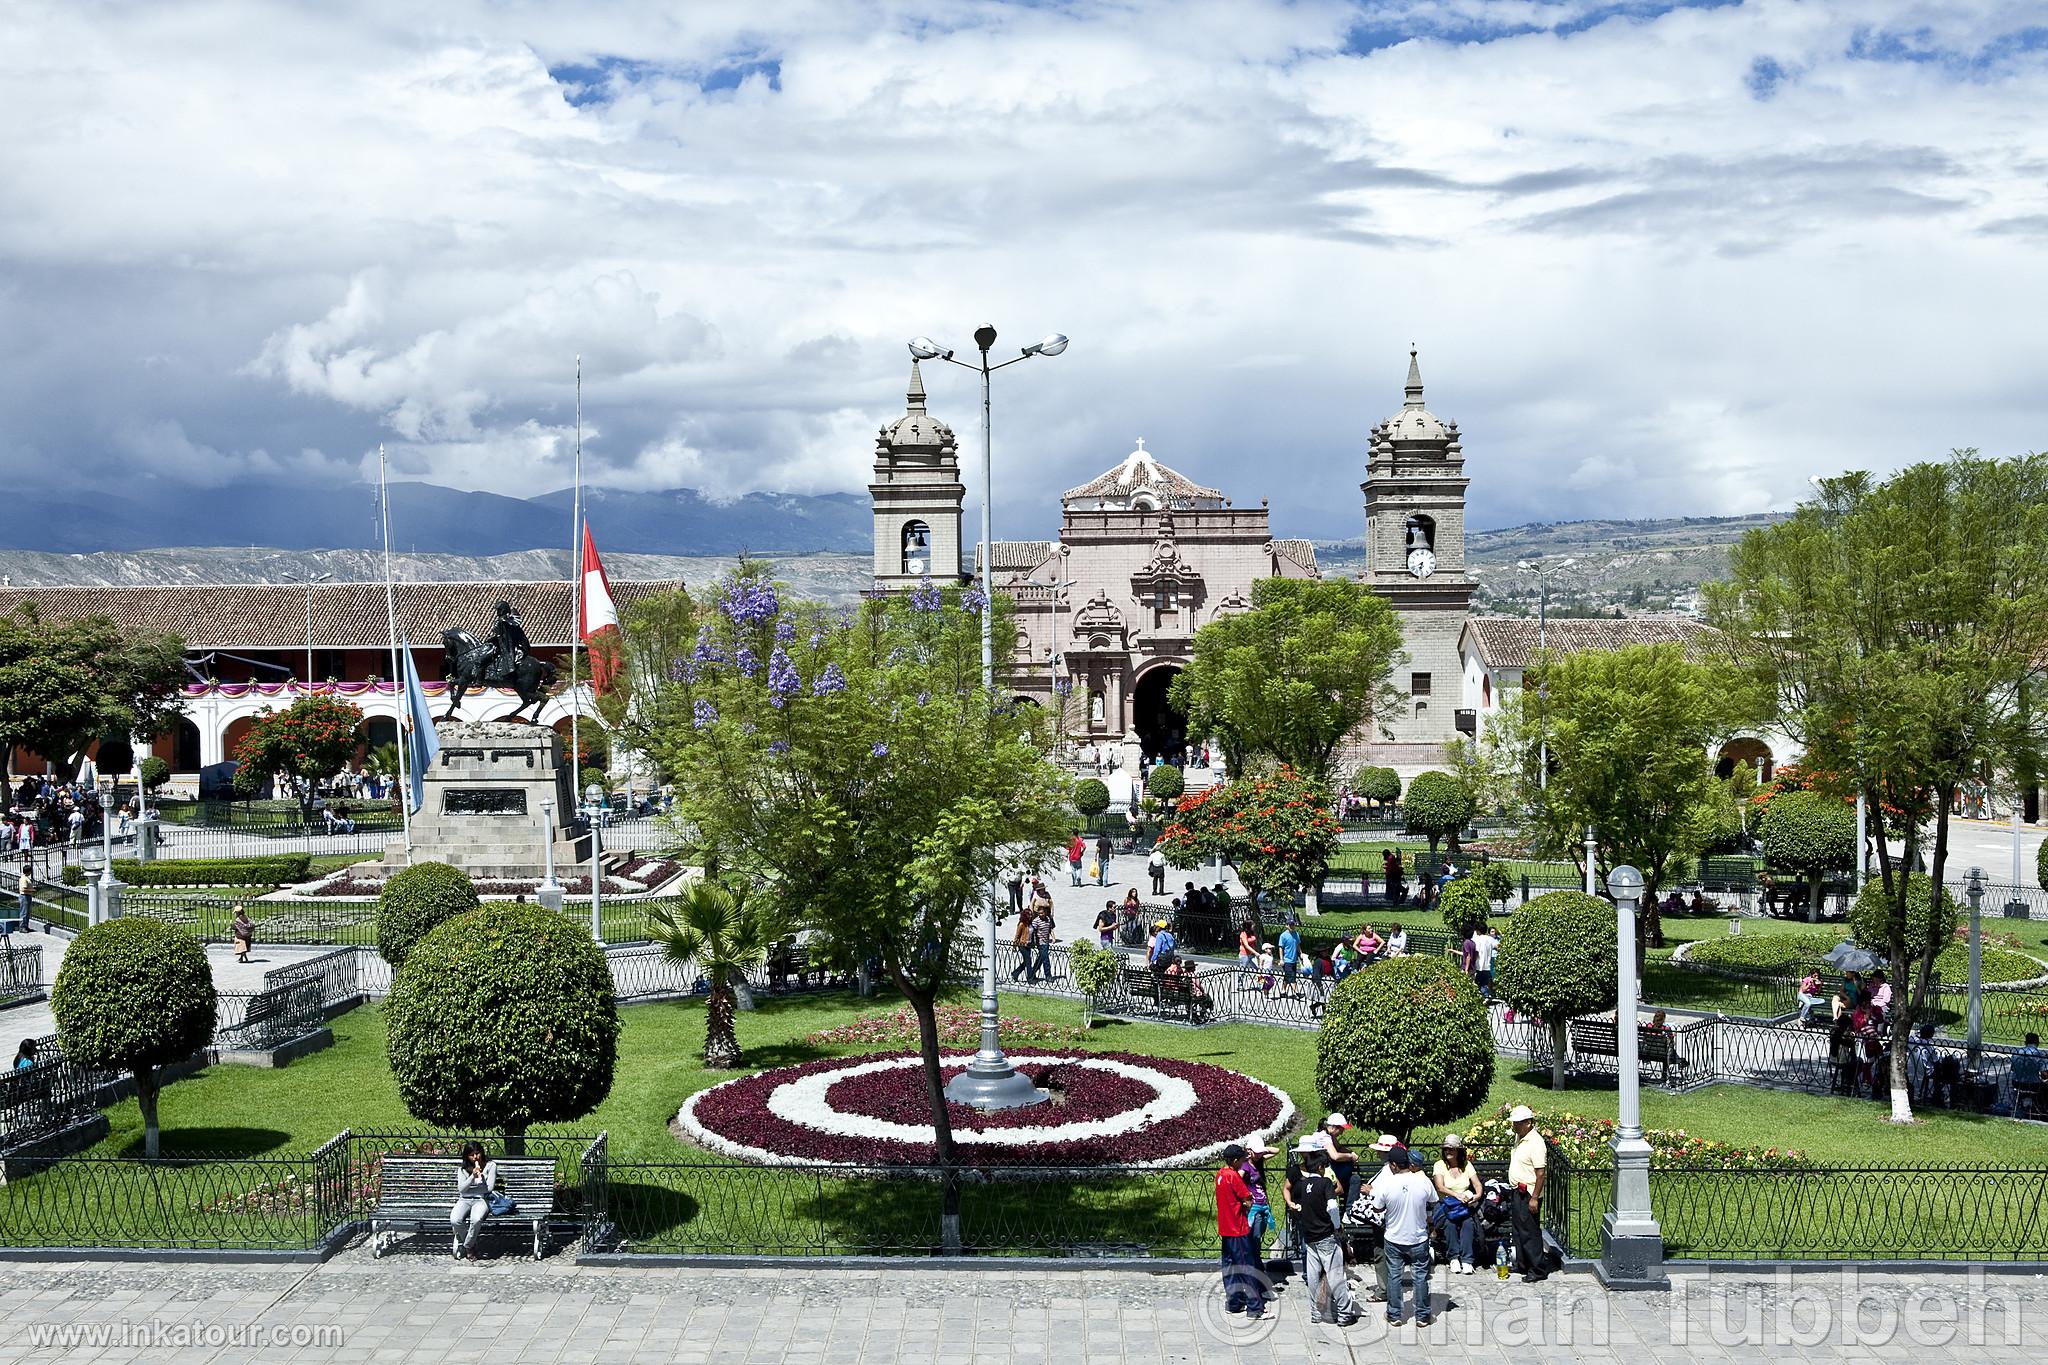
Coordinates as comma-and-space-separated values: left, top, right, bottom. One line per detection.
4, 0, 2044, 542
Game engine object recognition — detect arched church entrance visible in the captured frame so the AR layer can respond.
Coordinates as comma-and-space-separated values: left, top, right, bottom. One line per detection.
1133, 664, 1189, 763
1716, 737, 1774, 783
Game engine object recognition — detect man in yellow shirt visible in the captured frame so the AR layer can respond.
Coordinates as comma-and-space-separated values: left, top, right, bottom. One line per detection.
1505, 1105, 1549, 1282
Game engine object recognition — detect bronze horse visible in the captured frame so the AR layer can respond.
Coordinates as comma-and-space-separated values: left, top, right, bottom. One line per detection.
440, 628, 557, 723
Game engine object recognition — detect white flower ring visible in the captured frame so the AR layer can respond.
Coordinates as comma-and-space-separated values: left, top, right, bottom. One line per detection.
677, 1050, 1297, 1172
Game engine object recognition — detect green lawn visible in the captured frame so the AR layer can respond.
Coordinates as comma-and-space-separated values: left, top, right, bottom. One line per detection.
10, 988, 2045, 1259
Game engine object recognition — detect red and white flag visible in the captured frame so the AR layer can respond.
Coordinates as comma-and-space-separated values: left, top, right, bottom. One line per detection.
579, 521, 622, 694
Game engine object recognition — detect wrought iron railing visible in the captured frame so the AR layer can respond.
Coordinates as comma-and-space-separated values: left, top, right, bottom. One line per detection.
213, 980, 326, 1053
0, 1036, 106, 1153
0, 943, 42, 1003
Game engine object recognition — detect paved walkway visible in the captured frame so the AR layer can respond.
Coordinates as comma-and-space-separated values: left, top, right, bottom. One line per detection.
0, 1258, 2041, 1363
0, 940, 335, 1059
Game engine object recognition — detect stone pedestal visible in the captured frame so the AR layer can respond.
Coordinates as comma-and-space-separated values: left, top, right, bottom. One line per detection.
384, 721, 587, 878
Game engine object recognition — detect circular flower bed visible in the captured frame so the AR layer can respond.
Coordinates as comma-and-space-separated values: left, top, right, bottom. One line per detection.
678, 1049, 1294, 1169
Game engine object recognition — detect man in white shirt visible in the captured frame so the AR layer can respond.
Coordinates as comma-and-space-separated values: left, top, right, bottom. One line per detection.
1472, 926, 1500, 997
1369, 1147, 1438, 1326
1506, 1104, 1550, 1282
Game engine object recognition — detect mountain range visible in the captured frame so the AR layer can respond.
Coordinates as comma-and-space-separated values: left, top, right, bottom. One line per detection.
18, 480, 872, 556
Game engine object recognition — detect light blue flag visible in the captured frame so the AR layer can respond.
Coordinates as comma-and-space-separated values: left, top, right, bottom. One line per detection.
401, 646, 441, 815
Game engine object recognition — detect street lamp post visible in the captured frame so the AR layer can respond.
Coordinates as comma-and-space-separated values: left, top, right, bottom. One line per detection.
1516, 557, 1575, 790
582, 783, 606, 947
1966, 866, 1985, 1072
1600, 862, 1665, 1287
98, 785, 119, 891
282, 571, 332, 687
536, 796, 564, 914
910, 325, 1066, 1111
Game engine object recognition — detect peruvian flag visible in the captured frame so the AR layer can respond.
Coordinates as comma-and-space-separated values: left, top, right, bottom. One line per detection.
579, 521, 622, 694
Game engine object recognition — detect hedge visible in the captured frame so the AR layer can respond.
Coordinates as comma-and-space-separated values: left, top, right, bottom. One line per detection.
108, 854, 313, 887
1684, 928, 2041, 986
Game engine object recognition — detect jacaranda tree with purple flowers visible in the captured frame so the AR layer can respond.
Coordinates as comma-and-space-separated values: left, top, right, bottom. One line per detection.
641, 565, 1069, 1242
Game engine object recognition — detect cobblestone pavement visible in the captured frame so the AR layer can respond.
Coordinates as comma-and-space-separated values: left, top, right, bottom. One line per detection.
0, 1255, 2044, 1364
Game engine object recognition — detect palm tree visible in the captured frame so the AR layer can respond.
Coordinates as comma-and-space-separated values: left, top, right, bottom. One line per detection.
651, 877, 779, 1069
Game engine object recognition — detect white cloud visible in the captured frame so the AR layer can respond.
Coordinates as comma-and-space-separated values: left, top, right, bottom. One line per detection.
1, 0, 2044, 540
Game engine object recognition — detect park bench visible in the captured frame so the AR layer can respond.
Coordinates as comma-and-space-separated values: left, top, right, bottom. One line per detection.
1568, 1018, 1691, 1081
369, 1155, 559, 1259
1119, 965, 1210, 1020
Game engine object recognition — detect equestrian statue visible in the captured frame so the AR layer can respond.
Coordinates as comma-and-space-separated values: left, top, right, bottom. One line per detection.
441, 600, 557, 723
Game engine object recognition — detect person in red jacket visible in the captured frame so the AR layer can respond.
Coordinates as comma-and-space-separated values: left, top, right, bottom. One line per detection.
1068, 831, 1087, 886
1215, 1143, 1266, 1317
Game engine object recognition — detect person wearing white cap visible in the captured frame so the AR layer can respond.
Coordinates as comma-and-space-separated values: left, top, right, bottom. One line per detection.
1314, 1115, 1360, 1204
1506, 1105, 1550, 1282
1286, 1137, 1359, 1327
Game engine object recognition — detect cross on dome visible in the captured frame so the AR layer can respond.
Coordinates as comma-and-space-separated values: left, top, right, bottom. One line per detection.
1134, 437, 1146, 451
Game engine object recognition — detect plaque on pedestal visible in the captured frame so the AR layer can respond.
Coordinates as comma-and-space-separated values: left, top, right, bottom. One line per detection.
384, 720, 588, 879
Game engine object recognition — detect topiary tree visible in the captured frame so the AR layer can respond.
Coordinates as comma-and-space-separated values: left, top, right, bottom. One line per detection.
376, 860, 482, 967
1402, 770, 1476, 862
1479, 861, 1516, 909
1758, 789, 1857, 923
1067, 938, 1124, 1028
1438, 877, 1492, 938
1315, 956, 1494, 1143
385, 901, 620, 1151
1146, 764, 1185, 803
1073, 778, 1111, 821
1849, 873, 1957, 965
1354, 764, 1402, 809
2037, 837, 2047, 892
51, 917, 217, 1157
1491, 889, 1618, 1092
139, 755, 170, 793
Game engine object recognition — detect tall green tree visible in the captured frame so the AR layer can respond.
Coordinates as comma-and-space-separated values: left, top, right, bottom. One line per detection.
0, 605, 185, 777
592, 583, 695, 746
1520, 643, 1746, 947
641, 569, 1069, 1245
1709, 452, 2048, 1122
1167, 577, 1404, 780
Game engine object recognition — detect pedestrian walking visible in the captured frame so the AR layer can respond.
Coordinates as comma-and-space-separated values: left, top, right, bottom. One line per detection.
230, 905, 255, 964
1010, 905, 1034, 982
1215, 1143, 1266, 1317
1288, 1138, 1360, 1326
1094, 832, 1112, 886
1278, 923, 1301, 998
1067, 832, 1086, 886
1028, 906, 1055, 981
1094, 901, 1117, 947
1473, 925, 1499, 997
1148, 845, 1167, 895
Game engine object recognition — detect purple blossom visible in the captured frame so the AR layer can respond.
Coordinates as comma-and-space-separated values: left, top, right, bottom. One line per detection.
720, 579, 781, 627
961, 587, 989, 615
908, 577, 942, 613
734, 645, 760, 678
775, 619, 797, 644
668, 656, 698, 683
812, 663, 847, 696
692, 699, 718, 730
916, 691, 929, 706
692, 627, 725, 665
767, 648, 801, 707
871, 741, 889, 758
808, 631, 825, 649
768, 739, 790, 756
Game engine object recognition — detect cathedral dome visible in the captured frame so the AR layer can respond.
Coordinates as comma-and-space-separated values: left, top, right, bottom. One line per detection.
1380, 348, 1451, 446
1061, 438, 1224, 510
877, 361, 956, 454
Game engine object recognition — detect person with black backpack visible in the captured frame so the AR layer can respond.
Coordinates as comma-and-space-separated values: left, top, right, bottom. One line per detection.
1287, 1138, 1360, 1327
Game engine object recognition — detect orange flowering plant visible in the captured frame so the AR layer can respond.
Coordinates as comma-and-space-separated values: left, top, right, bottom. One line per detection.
1155, 765, 1341, 903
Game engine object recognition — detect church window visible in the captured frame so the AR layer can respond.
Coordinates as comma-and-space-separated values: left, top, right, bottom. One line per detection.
1410, 672, 1432, 697
901, 521, 932, 576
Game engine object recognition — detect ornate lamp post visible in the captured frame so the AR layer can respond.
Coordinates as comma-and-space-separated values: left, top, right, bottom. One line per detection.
910, 325, 1066, 1111
581, 783, 606, 947
1966, 866, 1985, 1072
1600, 862, 1665, 1287
97, 785, 120, 891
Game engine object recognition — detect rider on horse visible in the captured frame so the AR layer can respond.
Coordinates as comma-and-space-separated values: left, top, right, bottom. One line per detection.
486, 601, 529, 685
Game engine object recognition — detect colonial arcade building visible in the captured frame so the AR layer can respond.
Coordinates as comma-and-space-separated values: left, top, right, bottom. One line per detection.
0, 579, 680, 789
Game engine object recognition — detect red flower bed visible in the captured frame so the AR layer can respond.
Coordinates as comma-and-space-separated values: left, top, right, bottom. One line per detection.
680, 1049, 1292, 1169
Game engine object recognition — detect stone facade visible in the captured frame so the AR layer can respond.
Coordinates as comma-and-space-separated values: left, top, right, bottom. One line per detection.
867, 362, 966, 592
383, 720, 586, 878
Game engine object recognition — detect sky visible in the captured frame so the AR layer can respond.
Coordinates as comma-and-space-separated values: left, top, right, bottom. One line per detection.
3, 0, 2045, 543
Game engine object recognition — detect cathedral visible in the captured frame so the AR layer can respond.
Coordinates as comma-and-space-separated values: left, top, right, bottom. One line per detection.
867, 351, 1476, 775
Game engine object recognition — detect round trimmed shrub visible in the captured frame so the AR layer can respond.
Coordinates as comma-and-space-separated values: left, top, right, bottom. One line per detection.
1438, 878, 1492, 938
385, 902, 620, 1140
1492, 889, 1618, 1091
1146, 765, 1185, 802
1848, 873, 1957, 963
1354, 765, 1402, 806
2037, 837, 2047, 892
1759, 790, 1856, 918
51, 917, 217, 1157
1478, 862, 1515, 906
376, 860, 482, 967
1402, 771, 1475, 852
1315, 956, 1494, 1143
1073, 778, 1111, 819
139, 755, 170, 792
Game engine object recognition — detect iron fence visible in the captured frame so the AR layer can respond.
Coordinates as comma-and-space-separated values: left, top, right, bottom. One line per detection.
0, 1036, 106, 1153
213, 980, 327, 1053
263, 945, 370, 1011
28, 878, 88, 932
0, 942, 42, 1003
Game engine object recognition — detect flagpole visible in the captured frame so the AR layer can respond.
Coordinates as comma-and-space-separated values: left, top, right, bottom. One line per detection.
569, 356, 582, 800
379, 443, 413, 859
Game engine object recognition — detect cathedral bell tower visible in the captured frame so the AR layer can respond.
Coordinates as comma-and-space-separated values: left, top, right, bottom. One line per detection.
869, 360, 965, 590
1361, 349, 1474, 746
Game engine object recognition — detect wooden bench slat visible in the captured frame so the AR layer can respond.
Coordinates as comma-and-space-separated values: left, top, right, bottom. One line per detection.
369, 1156, 560, 1260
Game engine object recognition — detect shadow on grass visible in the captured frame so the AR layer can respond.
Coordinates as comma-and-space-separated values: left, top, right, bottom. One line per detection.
117, 1127, 297, 1159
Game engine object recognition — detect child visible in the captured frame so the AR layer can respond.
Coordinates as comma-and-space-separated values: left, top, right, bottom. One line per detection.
1256, 943, 1277, 994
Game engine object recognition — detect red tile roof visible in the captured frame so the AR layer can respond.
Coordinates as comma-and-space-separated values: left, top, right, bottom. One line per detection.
1463, 615, 1722, 669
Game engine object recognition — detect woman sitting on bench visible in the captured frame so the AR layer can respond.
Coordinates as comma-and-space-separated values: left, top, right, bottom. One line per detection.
451, 1142, 500, 1260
